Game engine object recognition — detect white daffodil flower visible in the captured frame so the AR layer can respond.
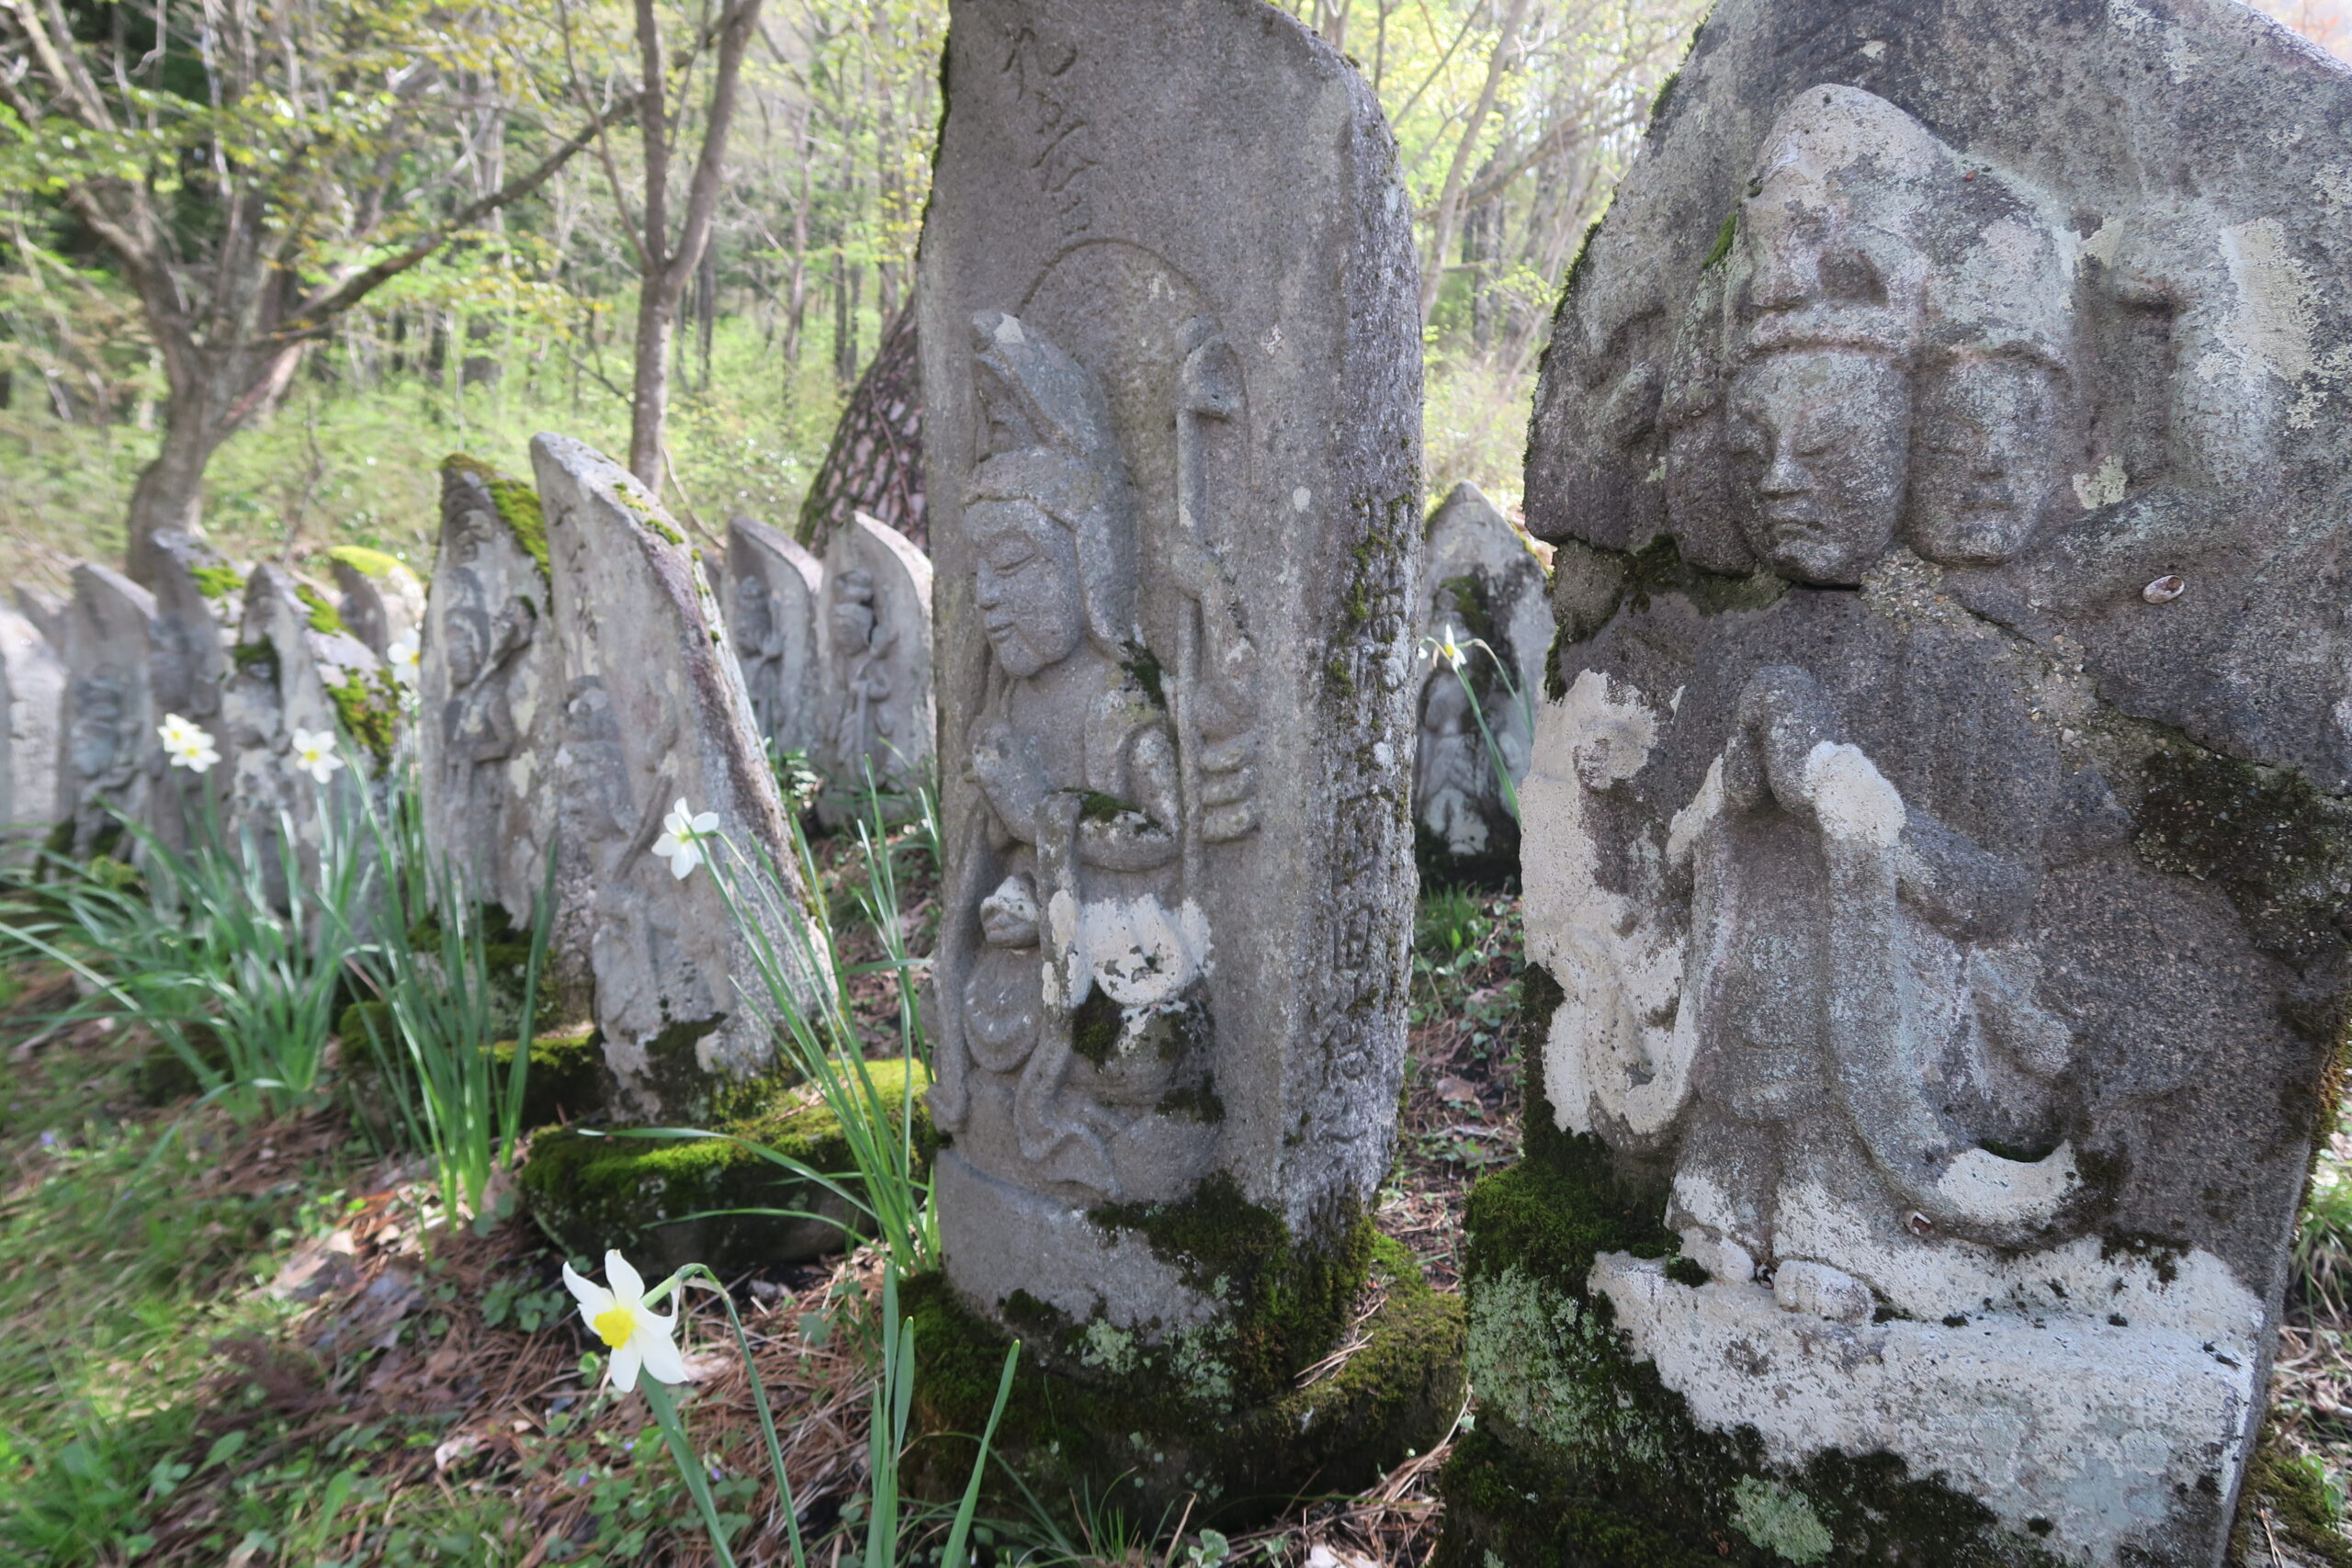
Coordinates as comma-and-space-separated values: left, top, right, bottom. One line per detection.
290, 728, 345, 784
561, 1249, 687, 1393
1431, 626, 1466, 670
157, 713, 220, 774
651, 797, 720, 881
387, 631, 422, 687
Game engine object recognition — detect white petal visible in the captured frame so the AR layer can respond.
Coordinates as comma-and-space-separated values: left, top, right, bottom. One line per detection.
561, 1260, 611, 1313
635, 1319, 690, 1385
671, 797, 692, 822
605, 1249, 646, 1306
608, 1338, 642, 1393
652, 832, 683, 858
690, 813, 719, 835
669, 843, 701, 880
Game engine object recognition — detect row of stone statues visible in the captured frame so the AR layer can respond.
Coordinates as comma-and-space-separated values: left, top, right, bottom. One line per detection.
0, 536, 416, 879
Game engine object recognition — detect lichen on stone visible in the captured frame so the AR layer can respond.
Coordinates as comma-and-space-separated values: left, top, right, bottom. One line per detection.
322, 545, 407, 581
295, 582, 352, 638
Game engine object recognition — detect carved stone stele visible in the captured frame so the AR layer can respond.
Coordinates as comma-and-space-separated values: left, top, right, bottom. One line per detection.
220, 566, 386, 894
1455, 6, 2352, 1564
813, 510, 933, 822
328, 550, 425, 659
421, 457, 587, 1012
724, 514, 825, 761
54, 563, 164, 859
919, 0, 1423, 1466
1411, 482, 1551, 885
0, 604, 65, 850
146, 531, 246, 847
530, 434, 825, 1120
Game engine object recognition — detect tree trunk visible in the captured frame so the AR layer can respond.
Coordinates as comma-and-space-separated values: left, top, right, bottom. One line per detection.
628, 287, 677, 486
124, 403, 224, 583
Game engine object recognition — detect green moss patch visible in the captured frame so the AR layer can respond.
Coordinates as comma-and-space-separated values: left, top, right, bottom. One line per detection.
442, 454, 550, 581
907, 1234, 1464, 1529
336, 1003, 607, 1139
322, 546, 408, 581
2231, 1423, 2352, 1567
1435, 970, 2072, 1568
327, 667, 402, 769
191, 564, 244, 602
295, 583, 351, 638
517, 1060, 933, 1276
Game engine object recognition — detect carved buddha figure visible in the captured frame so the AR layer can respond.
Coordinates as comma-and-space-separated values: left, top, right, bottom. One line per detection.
829, 569, 897, 779
936, 310, 1238, 1202
1597, 87, 2088, 1310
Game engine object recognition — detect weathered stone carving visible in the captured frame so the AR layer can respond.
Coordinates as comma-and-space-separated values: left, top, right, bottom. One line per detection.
1463, 9, 2352, 1563
531, 434, 824, 1120
419, 457, 587, 1007
13, 586, 66, 649
1412, 482, 1550, 883
918, 0, 1433, 1507
220, 566, 387, 890
724, 514, 825, 760
327, 548, 426, 659
54, 563, 164, 858
0, 604, 65, 849
146, 531, 247, 846
814, 511, 933, 820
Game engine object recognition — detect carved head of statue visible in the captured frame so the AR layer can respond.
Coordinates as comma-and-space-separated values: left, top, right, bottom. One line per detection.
965, 311, 1138, 681
1906, 350, 2067, 565
833, 570, 877, 651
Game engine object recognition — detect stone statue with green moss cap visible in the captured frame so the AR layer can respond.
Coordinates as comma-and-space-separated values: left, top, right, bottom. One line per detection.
911, 0, 1449, 1522
528, 433, 828, 1122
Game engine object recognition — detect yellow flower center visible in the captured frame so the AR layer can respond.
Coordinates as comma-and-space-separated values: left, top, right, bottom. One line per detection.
593, 1305, 636, 1348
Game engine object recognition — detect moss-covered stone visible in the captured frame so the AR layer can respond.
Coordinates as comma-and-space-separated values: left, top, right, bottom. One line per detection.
906, 1233, 1464, 1529
322, 545, 407, 581
326, 666, 401, 769
442, 454, 551, 582
518, 1060, 933, 1274
1434, 969, 2074, 1568
336, 1001, 608, 1136
295, 582, 351, 638
2229, 1422, 2352, 1567
191, 564, 243, 601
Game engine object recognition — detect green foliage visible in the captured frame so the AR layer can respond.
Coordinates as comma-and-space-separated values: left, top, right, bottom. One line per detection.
295, 582, 351, 637
3, 795, 368, 1120
349, 757, 555, 1232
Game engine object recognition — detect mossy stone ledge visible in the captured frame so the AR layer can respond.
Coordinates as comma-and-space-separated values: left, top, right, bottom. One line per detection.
907, 1231, 1464, 1529
518, 1060, 933, 1275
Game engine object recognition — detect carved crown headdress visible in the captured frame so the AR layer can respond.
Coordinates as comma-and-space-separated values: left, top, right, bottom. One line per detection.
967, 310, 1138, 654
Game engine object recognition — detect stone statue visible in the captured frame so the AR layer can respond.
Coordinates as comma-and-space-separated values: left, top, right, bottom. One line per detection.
1411, 482, 1551, 883
0, 604, 65, 853
724, 514, 824, 761
327, 548, 425, 659
930, 310, 1261, 1205
1466, 12, 2352, 1562
917, 0, 1432, 1508
531, 434, 826, 1121
419, 457, 589, 1010
815, 512, 933, 821
146, 531, 247, 849
54, 563, 163, 859
220, 566, 389, 896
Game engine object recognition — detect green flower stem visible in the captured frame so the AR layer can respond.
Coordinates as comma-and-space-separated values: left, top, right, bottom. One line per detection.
639, 1374, 740, 1568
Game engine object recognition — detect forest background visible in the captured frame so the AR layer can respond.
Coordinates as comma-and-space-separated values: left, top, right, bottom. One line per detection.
0, 0, 2345, 586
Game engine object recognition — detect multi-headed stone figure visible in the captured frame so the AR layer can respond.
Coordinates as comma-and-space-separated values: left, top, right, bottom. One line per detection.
1462, 6, 2352, 1564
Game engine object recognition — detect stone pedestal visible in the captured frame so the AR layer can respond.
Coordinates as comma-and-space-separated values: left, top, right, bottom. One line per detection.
1447, 5, 2352, 1564
911, 0, 1444, 1520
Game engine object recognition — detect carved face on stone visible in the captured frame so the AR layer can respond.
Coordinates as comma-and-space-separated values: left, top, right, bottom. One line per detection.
1725, 348, 1910, 584
1906, 355, 2064, 566
969, 496, 1084, 679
